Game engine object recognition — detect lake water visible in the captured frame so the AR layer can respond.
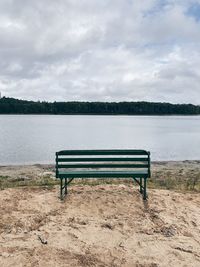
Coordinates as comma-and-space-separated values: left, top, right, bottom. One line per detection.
0, 115, 200, 165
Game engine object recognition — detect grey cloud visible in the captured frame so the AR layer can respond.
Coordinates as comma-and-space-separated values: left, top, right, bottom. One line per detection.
0, 0, 200, 104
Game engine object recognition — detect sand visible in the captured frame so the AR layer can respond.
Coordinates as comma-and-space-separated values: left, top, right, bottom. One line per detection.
0, 180, 200, 266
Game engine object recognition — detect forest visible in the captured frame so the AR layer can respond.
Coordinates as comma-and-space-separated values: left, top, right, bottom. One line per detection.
0, 97, 200, 115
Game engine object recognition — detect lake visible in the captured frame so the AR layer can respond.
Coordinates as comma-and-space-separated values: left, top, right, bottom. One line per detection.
0, 115, 200, 165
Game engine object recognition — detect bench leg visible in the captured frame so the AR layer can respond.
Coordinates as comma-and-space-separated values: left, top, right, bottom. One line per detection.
143, 178, 147, 200
65, 178, 68, 195
140, 178, 143, 193
60, 178, 64, 200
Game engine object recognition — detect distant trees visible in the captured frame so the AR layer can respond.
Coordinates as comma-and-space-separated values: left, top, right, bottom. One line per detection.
0, 97, 200, 115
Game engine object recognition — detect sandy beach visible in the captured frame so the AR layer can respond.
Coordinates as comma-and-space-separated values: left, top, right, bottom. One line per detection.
0, 161, 200, 267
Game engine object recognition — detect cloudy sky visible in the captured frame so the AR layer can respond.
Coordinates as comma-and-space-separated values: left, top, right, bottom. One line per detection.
0, 0, 200, 104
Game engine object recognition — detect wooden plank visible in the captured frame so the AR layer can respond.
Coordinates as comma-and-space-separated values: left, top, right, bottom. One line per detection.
57, 163, 149, 168
56, 157, 148, 162
58, 170, 148, 178
57, 149, 149, 156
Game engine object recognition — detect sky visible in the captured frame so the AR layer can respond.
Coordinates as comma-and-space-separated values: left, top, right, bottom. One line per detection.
0, 0, 200, 104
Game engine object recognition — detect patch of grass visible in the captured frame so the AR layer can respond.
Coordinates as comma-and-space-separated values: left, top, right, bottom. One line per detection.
0, 175, 9, 180
185, 176, 200, 191
0, 176, 59, 190
1, 173, 200, 193
148, 175, 200, 192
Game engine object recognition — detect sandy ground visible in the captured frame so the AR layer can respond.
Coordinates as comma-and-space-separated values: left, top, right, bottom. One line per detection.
0, 182, 200, 267
0, 162, 199, 266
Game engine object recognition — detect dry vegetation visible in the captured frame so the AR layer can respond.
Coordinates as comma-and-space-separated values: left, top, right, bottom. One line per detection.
0, 161, 200, 192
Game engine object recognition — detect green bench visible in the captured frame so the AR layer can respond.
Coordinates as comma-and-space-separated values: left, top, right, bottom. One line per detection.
55, 149, 151, 200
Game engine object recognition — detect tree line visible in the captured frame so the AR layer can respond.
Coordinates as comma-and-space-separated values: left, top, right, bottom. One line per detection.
0, 97, 200, 115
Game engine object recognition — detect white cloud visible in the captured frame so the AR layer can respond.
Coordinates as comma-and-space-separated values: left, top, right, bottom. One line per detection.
0, 0, 200, 104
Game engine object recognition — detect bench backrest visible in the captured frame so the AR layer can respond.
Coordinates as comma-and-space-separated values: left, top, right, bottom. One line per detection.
56, 150, 151, 178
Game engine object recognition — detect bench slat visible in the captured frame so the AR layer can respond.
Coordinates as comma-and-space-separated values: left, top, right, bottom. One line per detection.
57, 149, 149, 156
57, 164, 149, 168
56, 157, 148, 162
58, 170, 148, 178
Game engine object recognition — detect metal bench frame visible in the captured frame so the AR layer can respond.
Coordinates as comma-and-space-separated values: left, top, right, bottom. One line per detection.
55, 149, 151, 200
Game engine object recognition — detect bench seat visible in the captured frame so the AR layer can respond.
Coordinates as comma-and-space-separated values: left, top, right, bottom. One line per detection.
58, 170, 148, 178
